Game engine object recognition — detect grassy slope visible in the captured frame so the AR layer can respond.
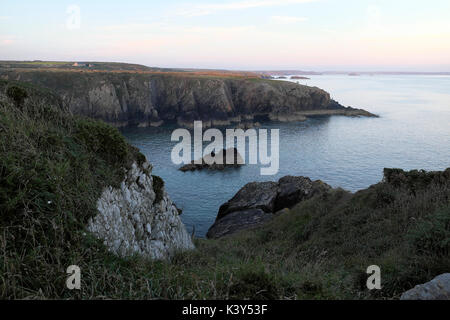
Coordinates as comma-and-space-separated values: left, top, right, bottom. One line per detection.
0, 81, 449, 299
0, 61, 260, 78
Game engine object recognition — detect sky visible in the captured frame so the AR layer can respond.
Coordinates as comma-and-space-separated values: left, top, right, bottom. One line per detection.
1, 0, 450, 71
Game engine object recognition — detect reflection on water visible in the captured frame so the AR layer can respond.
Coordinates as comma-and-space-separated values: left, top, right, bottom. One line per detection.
122, 75, 450, 237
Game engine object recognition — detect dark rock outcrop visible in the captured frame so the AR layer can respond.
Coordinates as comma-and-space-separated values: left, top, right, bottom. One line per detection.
180, 148, 243, 172
206, 209, 273, 239
207, 176, 332, 238
0, 70, 376, 128
275, 176, 331, 212
217, 181, 279, 221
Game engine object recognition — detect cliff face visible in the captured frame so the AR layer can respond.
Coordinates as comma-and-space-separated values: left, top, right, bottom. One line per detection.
88, 161, 194, 260
1, 70, 374, 127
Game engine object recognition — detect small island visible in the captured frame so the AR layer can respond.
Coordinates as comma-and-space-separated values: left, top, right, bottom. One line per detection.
180, 148, 243, 172
290, 75, 310, 80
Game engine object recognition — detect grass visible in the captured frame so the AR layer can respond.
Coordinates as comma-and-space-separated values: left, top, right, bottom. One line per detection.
21, 61, 71, 65
0, 61, 260, 78
0, 81, 448, 299
0, 81, 147, 298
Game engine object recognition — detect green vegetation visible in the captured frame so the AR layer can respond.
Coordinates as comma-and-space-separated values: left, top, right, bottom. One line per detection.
152, 175, 165, 204
0, 81, 448, 299
0, 60, 178, 72
6, 85, 28, 107
21, 61, 70, 65
0, 81, 144, 298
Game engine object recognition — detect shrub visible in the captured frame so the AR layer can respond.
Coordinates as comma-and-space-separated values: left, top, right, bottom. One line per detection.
6, 85, 28, 107
75, 118, 129, 166
152, 175, 165, 204
408, 206, 450, 257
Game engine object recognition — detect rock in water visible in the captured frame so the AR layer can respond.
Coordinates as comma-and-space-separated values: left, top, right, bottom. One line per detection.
87, 161, 194, 260
180, 148, 243, 172
400, 274, 450, 300
207, 176, 331, 238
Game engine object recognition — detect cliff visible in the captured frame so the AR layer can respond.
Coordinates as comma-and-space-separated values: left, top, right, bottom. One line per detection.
88, 161, 194, 260
0, 69, 376, 128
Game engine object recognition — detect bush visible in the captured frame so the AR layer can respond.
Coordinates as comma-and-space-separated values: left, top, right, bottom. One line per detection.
75, 118, 129, 166
152, 175, 164, 204
6, 85, 28, 107
408, 206, 450, 257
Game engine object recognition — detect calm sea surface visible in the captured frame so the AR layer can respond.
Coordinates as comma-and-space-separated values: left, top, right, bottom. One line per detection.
122, 75, 450, 237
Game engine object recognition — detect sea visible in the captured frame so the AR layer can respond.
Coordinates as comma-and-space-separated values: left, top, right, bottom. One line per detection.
122, 74, 450, 237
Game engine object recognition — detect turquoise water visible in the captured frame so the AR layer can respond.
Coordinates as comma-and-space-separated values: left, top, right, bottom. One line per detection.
122, 75, 450, 237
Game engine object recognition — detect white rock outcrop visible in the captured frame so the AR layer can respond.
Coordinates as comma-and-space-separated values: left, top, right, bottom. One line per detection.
87, 161, 194, 260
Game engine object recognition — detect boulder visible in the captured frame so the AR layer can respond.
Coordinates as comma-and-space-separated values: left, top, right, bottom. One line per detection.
217, 181, 279, 220
206, 209, 273, 239
207, 176, 332, 238
275, 176, 331, 212
400, 274, 450, 300
180, 148, 243, 172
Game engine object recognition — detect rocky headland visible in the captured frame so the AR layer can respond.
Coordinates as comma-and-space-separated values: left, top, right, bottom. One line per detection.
0, 66, 377, 128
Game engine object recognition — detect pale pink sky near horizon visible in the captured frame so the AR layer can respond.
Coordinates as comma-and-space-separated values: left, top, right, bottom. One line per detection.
1, 0, 450, 72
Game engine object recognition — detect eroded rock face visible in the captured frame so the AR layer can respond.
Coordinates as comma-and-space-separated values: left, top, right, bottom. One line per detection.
207, 176, 331, 239
1, 71, 376, 127
400, 274, 450, 300
87, 161, 194, 260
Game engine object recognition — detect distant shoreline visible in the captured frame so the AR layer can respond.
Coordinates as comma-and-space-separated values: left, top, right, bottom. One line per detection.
257, 70, 450, 76
1, 61, 449, 77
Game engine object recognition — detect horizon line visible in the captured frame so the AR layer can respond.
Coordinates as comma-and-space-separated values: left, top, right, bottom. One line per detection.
1, 59, 450, 74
